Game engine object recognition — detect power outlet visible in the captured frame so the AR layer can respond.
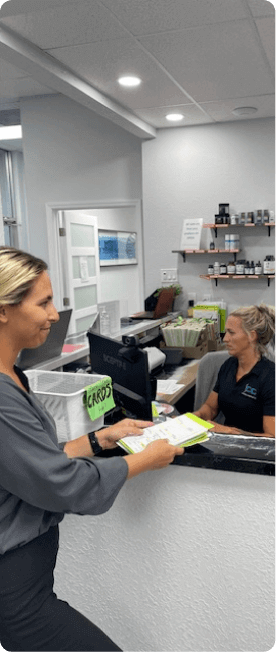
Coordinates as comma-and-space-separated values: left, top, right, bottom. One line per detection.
161, 268, 178, 283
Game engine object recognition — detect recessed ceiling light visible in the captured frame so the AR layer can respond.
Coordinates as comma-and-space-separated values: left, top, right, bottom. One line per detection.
0, 125, 22, 140
166, 113, 184, 122
118, 76, 141, 87
232, 106, 258, 116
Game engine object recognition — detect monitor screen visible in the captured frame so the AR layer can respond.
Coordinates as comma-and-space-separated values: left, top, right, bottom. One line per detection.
17, 309, 72, 370
87, 331, 154, 420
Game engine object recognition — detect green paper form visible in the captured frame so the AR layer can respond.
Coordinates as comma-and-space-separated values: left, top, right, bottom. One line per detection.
118, 412, 213, 454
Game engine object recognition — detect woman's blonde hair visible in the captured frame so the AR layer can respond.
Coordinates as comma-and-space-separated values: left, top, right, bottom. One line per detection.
230, 304, 275, 355
0, 246, 48, 306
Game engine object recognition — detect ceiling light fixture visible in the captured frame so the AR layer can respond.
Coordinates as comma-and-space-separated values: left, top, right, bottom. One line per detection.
232, 106, 258, 116
0, 125, 22, 140
166, 113, 184, 122
118, 76, 141, 87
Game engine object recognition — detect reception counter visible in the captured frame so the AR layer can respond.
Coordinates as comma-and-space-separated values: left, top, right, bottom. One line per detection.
102, 432, 275, 476
173, 432, 275, 476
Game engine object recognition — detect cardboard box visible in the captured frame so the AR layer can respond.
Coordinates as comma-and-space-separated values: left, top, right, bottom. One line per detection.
207, 339, 227, 352
160, 341, 208, 359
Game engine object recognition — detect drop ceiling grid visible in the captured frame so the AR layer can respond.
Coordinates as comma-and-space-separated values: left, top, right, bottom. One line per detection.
1, 0, 130, 50
45, 39, 192, 110
100, 0, 254, 34
138, 20, 274, 103
254, 16, 275, 71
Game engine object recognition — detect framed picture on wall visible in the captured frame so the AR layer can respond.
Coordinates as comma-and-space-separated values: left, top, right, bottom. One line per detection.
98, 230, 137, 266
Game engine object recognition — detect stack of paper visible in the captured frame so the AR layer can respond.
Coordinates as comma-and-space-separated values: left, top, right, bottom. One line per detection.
161, 318, 207, 347
117, 413, 213, 454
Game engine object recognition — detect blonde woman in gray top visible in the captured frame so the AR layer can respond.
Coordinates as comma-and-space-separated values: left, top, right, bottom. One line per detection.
0, 246, 183, 652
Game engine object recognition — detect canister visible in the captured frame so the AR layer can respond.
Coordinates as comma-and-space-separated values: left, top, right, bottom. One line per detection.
224, 234, 230, 250
227, 261, 236, 274
229, 234, 239, 250
219, 263, 227, 274
235, 260, 244, 274
254, 210, 263, 225
263, 256, 275, 274
255, 261, 262, 275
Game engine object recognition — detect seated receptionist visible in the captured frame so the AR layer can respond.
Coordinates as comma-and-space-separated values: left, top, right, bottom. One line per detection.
194, 304, 275, 438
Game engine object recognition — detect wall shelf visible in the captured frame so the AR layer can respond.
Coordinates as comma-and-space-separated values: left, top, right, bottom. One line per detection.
203, 222, 275, 237
200, 274, 275, 287
172, 248, 240, 262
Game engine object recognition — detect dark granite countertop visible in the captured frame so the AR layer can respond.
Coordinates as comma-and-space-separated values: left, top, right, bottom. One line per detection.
101, 432, 274, 475
173, 433, 275, 475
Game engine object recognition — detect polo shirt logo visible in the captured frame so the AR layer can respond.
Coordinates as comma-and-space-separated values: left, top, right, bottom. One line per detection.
242, 383, 257, 399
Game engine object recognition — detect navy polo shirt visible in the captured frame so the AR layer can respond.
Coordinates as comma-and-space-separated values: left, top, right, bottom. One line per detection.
213, 356, 275, 433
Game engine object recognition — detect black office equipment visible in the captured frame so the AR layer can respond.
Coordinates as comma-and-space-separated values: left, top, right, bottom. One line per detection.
87, 331, 155, 420
17, 309, 72, 370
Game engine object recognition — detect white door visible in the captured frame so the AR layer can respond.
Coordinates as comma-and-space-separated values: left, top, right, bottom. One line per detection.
0, 186, 5, 246
61, 211, 101, 335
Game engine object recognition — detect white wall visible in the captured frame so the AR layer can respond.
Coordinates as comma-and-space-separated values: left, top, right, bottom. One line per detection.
77, 205, 143, 315
54, 465, 274, 652
20, 94, 143, 267
142, 118, 275, 314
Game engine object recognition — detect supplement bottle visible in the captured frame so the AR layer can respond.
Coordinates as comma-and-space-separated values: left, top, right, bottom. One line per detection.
213, 261, 220, 275
227, 261, 236, 274
255, 261, 262, 275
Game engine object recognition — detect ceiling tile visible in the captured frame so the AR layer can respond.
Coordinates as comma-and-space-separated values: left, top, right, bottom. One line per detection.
139, 19, 274, 102
0, 77, 56, 99
0, 0, 78, 18
135, 103, 213, 128
255, 16, 275, 72
0, 59, 28, 80
47, 39, 190, 109
1, 1, 129, 49
247, 0, 275, 17
199, 94, 275, 121
101, 0, 248, 35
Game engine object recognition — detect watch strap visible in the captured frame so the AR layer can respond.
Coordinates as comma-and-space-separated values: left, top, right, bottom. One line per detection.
88, 431, 102, 455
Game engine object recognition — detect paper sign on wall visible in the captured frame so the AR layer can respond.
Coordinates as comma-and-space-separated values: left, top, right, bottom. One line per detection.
180, 219, 203, 250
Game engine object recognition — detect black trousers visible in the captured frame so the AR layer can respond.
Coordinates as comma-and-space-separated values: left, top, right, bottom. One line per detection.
0, 526, 122, 652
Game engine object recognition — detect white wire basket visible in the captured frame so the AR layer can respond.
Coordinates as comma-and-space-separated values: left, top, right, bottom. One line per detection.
25, 370, 108, 443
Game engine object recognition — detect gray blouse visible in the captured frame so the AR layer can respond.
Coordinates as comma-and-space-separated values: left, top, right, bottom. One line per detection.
0, 368, 128, 555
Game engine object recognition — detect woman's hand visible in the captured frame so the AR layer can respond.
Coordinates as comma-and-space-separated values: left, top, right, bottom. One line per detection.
97, 418, 154, 450
143, 439, 184, 469
208, 421, 242, 435
125, 438, 184, 479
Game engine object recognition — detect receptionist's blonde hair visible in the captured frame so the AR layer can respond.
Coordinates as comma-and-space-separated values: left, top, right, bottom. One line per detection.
230, 304, 275, 356
0, 246, 48, 306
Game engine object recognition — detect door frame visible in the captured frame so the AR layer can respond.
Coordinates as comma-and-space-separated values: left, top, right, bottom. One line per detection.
45, 199, 145, 312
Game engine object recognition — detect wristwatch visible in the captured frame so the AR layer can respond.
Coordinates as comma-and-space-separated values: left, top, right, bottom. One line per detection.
88, 431, 102, 455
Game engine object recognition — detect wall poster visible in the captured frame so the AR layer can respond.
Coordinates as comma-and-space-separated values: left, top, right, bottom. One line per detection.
99, 230, 137, 266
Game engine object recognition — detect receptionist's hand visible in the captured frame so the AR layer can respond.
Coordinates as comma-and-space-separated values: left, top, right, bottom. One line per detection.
208, 421, 242, 435
96, 418, 154, 450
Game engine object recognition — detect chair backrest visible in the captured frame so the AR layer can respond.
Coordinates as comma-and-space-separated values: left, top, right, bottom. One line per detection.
193, 350, 229, 422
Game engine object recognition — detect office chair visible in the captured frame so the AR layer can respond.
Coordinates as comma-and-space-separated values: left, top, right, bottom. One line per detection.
193, 350, 229, 424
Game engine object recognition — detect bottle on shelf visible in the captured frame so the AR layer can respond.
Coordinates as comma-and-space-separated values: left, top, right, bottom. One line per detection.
213, 261, 220, 275
227, 261, 236, 274
263, 256, 275, 275
100, 307, 111, 336
209, 241, 215, 250
219, 263, 227, 274
235, 260, 245, 275
244, 261, 250, 275
187, 300, 194, 317
207, 263, 214, 275
250, 261, 255, 275
255, 261, 262, 275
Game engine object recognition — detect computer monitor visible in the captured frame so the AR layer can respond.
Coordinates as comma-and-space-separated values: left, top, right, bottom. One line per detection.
17, 309, 72, 370
87, 331, 155, 420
